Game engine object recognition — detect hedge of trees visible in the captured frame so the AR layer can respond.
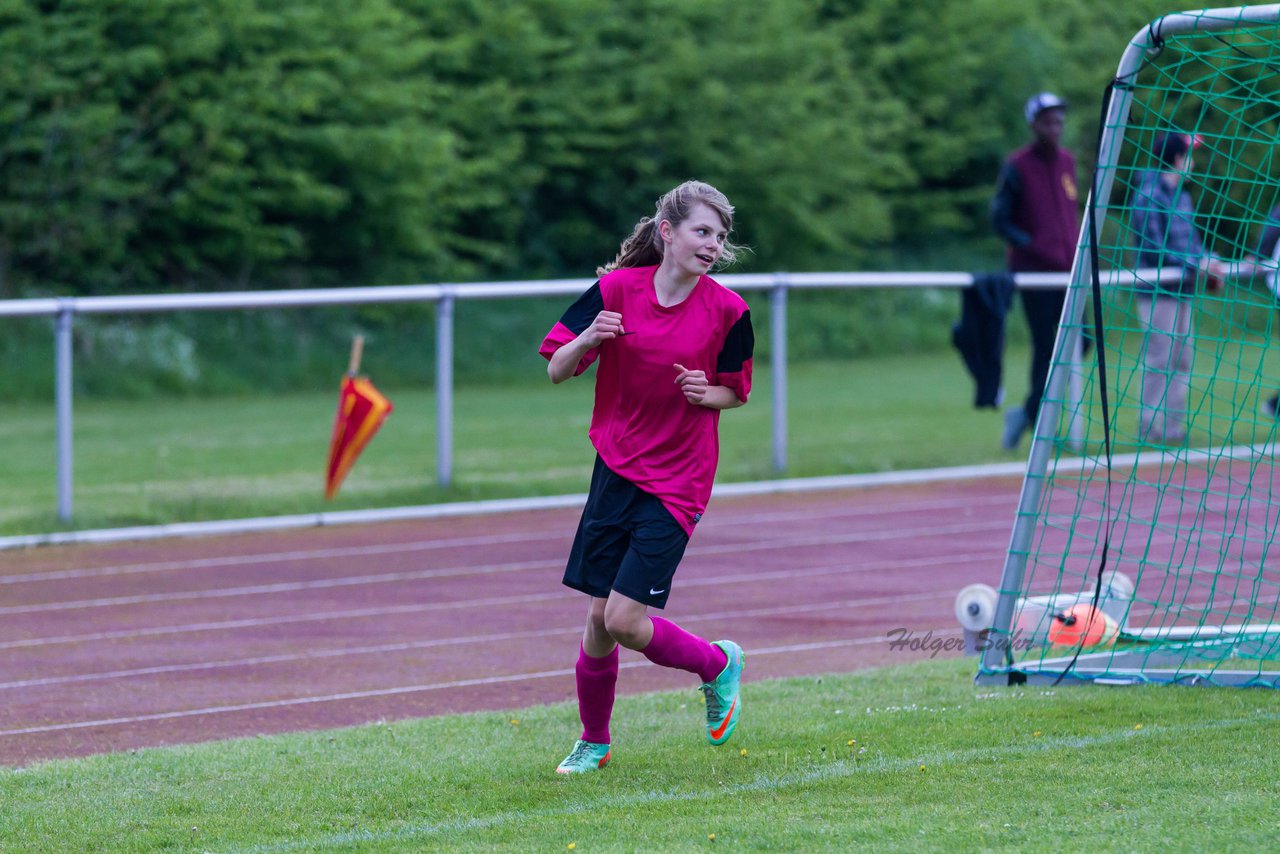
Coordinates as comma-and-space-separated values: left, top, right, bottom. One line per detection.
0, 0, 1182, 299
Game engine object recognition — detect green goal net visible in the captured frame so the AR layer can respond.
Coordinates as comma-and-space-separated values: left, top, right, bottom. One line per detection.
975, 5, 1280, 687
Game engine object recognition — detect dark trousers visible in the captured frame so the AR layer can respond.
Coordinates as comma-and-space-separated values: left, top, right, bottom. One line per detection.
1019, 287, 1067, 422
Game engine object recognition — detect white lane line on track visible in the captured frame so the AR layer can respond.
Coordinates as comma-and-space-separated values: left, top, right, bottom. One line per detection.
1, 492, 1015, 586
0, 520, 1009, 615
0, 590, 568, 651
0, 557, 555, 616
0, 628, 962, 738
0, 590, 952, 690
707, 492, 1013, 527
0, 551, 998, 650
0, 530, 571, 586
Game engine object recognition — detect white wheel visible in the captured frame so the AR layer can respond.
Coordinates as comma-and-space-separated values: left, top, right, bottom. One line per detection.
954, 583, 998, 632
1101, 570, 1135, 603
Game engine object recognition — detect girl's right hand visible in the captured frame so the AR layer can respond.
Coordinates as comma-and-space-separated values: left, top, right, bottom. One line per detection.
581, 311, 625, 347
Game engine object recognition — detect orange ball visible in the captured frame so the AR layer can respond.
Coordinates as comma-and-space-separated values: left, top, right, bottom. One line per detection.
1046, 603, 1119, 648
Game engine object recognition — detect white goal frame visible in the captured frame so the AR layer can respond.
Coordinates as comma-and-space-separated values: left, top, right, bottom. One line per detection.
977, 4, 1280, 688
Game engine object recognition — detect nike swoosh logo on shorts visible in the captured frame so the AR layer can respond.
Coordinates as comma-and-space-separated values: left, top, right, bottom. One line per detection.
649, 587, 666, 596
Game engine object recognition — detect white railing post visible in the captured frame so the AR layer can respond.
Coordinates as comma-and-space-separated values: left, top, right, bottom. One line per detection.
770, 277, 788, 473
54, 303, 74, 522
435, 292, 454, 488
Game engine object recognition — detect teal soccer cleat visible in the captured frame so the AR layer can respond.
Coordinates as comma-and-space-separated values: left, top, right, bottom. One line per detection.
555, 739, 611, 774
701, 640, 744, 746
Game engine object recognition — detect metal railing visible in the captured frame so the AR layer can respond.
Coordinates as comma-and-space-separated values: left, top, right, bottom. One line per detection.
0, 269, 1137, 523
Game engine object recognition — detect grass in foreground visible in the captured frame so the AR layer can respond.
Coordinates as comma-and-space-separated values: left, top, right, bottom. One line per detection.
3, 658, 1280, 852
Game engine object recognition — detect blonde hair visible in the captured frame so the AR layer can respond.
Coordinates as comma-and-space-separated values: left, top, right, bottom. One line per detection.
597, 180, 740, 276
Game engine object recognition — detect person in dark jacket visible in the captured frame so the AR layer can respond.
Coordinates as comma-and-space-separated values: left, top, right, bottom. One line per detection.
991, 92, 1082, 450
1129, 132, 1226, 443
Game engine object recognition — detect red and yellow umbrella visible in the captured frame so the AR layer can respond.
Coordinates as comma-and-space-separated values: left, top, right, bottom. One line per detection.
325, 336, 393, 500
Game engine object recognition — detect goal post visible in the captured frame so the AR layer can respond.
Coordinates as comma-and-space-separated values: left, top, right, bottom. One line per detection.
977, 5, 1280, 687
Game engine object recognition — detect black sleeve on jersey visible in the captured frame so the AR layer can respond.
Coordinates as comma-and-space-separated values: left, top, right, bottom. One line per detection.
716, 310, 755, 373
559, 282, 604, 334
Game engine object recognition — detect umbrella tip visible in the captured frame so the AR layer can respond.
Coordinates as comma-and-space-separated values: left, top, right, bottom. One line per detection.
347, 335, 365, 376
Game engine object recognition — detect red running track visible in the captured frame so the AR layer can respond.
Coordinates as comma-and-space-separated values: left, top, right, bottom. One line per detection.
0, 477, 1020, 766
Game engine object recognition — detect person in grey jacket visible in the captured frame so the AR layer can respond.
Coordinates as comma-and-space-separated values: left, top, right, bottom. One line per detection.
1129, 132, 1226, 443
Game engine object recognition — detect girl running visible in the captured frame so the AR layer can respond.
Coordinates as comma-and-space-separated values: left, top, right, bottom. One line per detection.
540, 180, 755, 774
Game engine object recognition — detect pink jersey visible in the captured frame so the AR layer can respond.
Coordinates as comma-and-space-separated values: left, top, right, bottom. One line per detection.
540, 265, 754, 533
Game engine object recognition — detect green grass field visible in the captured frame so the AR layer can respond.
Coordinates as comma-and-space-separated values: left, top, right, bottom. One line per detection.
3, 658, 1279, 852
0, 351, 1039, 536
7, 339, 1280, 851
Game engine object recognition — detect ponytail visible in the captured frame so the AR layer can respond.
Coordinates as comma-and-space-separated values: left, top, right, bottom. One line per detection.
596, 217, 663, 276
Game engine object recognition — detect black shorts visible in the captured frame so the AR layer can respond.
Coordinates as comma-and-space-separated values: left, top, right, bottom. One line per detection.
563, 456, 691, 609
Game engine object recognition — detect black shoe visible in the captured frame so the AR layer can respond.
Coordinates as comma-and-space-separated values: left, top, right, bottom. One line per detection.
1265, 394, 1279, 419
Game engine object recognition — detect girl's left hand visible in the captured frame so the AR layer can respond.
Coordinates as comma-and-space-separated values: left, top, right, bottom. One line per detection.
673, 363, 708, 404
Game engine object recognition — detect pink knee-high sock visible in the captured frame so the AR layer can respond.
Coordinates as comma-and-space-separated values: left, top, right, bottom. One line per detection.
576, 644, 619, 744
641, 616, 728, 684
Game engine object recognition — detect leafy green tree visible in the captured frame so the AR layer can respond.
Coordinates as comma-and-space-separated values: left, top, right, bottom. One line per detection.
0, 0, 473, 294
0, 0, 1218, 301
